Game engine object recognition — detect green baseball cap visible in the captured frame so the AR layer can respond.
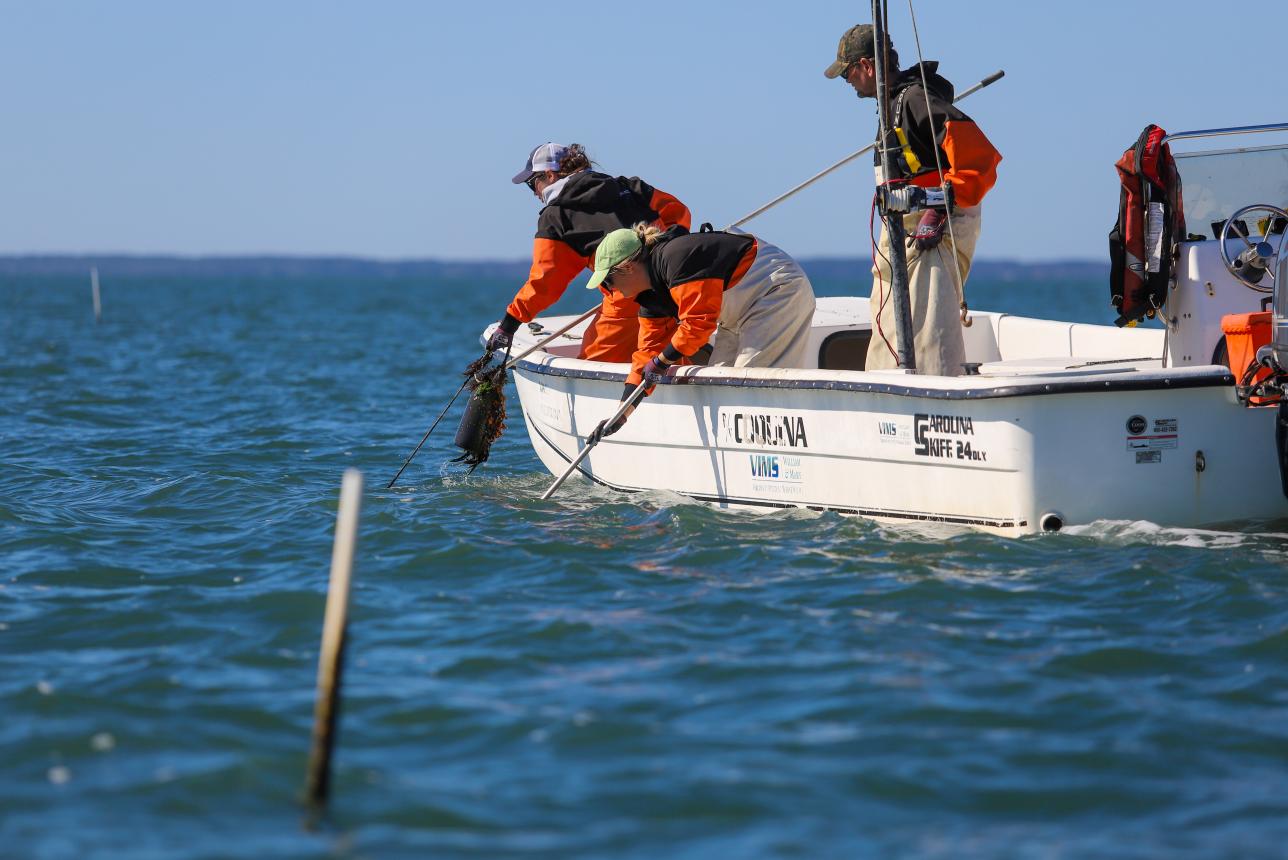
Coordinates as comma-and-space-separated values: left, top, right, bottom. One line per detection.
823, 24, 891, 78
586, 228, 643, 291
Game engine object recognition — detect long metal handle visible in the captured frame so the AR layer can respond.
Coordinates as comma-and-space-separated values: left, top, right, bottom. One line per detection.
954, 69, 1005, 100
540, 381, 649, 500
723, 69, 1005, 230
385, 375, 472, 488
504, 306, 599, 369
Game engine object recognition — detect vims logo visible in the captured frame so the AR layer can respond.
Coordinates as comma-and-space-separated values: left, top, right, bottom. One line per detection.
748, 453, 802, 482
749, 454, 779, 478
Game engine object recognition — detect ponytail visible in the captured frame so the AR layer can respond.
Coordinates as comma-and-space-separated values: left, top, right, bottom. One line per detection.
554, 143, 594, 178
632, 222, 666, 247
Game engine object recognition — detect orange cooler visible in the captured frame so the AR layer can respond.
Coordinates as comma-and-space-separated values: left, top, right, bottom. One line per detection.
1221, 311, 1273, 399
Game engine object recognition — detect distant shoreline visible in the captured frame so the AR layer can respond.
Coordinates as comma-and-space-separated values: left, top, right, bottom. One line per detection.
0, 254, 1107, 282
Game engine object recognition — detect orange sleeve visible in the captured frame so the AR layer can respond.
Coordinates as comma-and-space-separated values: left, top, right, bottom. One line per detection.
505, 237, 590, 323
628, 317, 678, 385
940, 120, 1002, 208
669, 278, 724, 357
649, 188, 692, 232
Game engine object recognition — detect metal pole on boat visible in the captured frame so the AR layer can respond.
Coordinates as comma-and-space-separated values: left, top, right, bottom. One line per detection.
504, 306, 598, 370
541, 381, 649, 500
305, 468, 362, 809
90, 267, 101, 323
724, 71, 1003, 231
872, 0, 918, 372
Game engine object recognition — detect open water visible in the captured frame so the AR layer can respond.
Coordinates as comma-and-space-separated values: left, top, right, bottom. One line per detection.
3, 270, 1287, 859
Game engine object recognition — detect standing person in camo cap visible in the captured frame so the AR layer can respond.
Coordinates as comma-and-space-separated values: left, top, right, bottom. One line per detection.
826, 23, 1001, 375
581, 223, 815, 441
485, 142, 691, 363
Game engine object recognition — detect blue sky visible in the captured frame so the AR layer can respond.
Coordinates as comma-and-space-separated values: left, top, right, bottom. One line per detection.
3, 1, 1286, 262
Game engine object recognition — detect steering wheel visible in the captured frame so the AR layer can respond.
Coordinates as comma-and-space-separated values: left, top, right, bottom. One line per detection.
1219, 203, 1288, 292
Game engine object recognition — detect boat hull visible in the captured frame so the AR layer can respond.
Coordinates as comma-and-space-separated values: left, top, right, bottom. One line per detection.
513, 353, 1285, 535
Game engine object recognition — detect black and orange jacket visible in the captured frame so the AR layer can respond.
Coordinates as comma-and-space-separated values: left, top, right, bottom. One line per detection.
500, 171, 690, 332
882, 62, 1001, 208
627, 228, 758, 386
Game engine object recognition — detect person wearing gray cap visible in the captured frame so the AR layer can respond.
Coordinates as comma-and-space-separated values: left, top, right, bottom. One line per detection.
826, 24, 1001, 376
486, 142, 691, 363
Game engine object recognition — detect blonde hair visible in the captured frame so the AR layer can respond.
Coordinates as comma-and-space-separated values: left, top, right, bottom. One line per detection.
632, 222, 666, 247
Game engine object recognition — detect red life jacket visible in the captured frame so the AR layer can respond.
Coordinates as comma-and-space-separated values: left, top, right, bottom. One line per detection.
1108, 124, 1186, 326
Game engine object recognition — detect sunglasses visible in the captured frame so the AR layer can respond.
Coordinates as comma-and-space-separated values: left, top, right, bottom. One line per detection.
525, 173, 544, 192
599, 263, 631, 294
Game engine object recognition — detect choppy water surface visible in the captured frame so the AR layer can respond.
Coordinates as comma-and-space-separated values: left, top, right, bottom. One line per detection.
2, 274, 1287, 858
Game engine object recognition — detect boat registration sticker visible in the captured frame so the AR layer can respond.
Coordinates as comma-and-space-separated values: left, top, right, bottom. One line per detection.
1127, 435, 1177, 452
1125, 415, 1178, 452
1136, 450, 1162, 464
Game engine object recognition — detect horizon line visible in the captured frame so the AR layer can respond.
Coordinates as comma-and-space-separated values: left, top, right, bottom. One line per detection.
0, 251, 1108, 266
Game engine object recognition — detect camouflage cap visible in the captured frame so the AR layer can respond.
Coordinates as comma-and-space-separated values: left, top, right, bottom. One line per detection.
823, 24, 892, 79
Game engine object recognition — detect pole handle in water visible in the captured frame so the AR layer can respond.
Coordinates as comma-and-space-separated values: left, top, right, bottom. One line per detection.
386, 376, 471, 488
541, 381, 648, 500
387, 306, 598, 488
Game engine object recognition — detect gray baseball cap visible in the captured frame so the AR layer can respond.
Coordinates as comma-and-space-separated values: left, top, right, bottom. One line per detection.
512, 142, 569, 184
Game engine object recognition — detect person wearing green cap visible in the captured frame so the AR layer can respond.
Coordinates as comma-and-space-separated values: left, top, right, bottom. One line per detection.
584, 223, 815, 441
826, 23, 1001, 375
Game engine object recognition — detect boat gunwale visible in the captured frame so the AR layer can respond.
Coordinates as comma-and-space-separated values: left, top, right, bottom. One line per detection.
512, 356, 1236, 401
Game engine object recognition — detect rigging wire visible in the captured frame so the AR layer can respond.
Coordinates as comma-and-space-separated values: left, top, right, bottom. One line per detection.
872, 0, 910, 364
906, 0, 973, 327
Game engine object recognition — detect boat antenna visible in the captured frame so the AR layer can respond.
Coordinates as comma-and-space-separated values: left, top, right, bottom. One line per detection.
905, 0, 972, 326
871, 0, 918, 371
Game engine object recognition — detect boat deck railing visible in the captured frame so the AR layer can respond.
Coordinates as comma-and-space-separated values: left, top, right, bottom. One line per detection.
1162, 122, 1288, 148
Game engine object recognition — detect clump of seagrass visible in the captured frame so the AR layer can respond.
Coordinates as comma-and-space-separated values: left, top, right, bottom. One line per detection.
451, 352, 508, 472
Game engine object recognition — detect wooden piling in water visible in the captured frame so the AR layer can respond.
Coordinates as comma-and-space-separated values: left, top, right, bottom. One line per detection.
304, 468, 362, 808
90, 267, 101, 323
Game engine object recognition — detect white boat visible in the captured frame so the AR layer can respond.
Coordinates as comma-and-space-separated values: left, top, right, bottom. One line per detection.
491, 123, 1288, 534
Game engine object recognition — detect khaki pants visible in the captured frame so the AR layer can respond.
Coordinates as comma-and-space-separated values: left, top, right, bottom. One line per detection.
866, 206, 981, 376
710, 234, 816, 369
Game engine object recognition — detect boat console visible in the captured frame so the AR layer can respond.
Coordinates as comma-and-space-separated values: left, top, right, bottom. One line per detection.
1163, 129, 1288, 371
